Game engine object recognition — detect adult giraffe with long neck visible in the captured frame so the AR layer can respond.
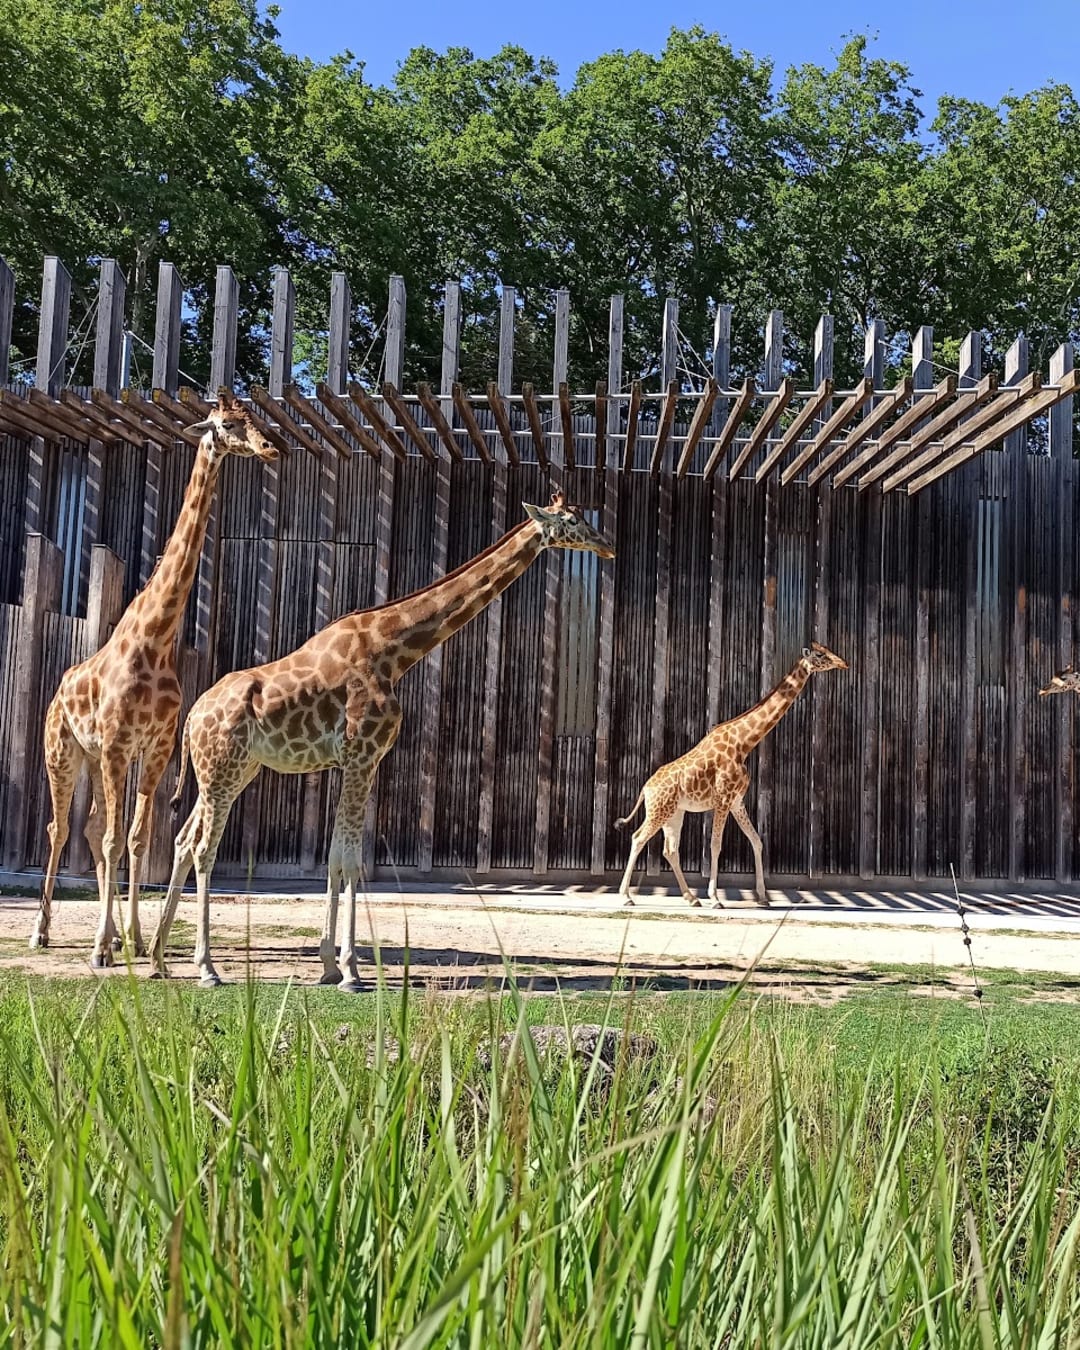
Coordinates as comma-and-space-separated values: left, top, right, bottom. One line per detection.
616, 642, 848, 907
150, 490, 615, 989
30, 393, 277, 965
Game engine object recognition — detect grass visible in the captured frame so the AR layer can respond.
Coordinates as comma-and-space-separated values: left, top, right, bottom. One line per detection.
1, 965, 1080, 1345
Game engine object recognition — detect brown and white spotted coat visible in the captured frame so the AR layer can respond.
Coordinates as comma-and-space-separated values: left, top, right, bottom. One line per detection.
30, 394, 277, 965
1040, 665, 1080, 697
616, 642, 848, 907
149, 491, 615, 989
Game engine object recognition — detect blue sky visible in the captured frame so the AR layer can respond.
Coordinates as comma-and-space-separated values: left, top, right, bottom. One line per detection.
272, 0, 1080, 115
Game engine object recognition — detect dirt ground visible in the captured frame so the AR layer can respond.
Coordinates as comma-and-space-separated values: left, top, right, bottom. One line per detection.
4, 877, 1080, 1001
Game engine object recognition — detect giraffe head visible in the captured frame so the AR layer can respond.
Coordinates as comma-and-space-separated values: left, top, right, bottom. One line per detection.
800, 641, 848, 673
1039, 665, 1080, 696
522, 490, 615, 558
187, 391, 278, 463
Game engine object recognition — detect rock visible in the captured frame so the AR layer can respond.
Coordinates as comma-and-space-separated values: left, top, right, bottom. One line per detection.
478, 1023, 659, 1073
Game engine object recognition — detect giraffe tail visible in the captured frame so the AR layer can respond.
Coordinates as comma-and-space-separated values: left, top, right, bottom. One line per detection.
169, 721, 191, 816
614, 789, 645, 829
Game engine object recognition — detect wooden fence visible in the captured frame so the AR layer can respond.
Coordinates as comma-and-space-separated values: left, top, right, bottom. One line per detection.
0, 254, 1077, 888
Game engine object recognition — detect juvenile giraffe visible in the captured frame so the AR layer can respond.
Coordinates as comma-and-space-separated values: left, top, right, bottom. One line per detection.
616, 642, 848, 907
1040, 666, 1080, 696
149, 491, 615, 989
30, 393, 277, 965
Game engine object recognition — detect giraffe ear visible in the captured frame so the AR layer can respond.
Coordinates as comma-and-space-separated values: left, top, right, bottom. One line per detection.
549, 490, 567, 511
802, 646, 812, 659
523, 501, 550, 524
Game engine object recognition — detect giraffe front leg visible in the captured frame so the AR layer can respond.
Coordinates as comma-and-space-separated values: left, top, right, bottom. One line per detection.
148, 808, 199, 978
334, 761, 375, 992
707, 802, 733, 908
661, 812, 698, 906
90, 753, 128, 968
319, 843, 344, 985
119, 727, 177, 959
730, 797, 768, 904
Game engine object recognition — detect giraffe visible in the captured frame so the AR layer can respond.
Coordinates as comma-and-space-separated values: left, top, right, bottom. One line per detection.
29, 392, 277, 966
615, 642, 848, 908
1040, 666, 1080, 696
148, 490, 615, 989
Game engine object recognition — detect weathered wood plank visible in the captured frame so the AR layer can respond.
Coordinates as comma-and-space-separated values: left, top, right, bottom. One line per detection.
269, 268, 295, 399
327, 271, 352, 395
702, 378, 755, 480
209, 266, 239, 394
476, 458, 508, 874
590, 464, 619, 876
152, 262, 183, 395
646, 471, 672, 877
621, 381, 642, 473
36, 256, 71, 396
93, 259, 126, 396
649, 379, 679, 476
0, 256, 13, 385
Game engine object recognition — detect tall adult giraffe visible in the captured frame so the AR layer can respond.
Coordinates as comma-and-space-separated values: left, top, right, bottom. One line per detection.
149, 490, 615, 989
30, 393, 277, 965
615, 642, 849, 907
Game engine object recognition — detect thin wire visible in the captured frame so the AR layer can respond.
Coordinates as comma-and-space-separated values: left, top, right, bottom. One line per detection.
355, 313, 387, 385
127, 331, 203, 390
65, 294, 99, 385
950, 863, 986, 1019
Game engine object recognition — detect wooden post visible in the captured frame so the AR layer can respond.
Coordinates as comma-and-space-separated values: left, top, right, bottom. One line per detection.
327, 272, 351, 395
0, 256, 13, 385
69, 546, 125, 872
79, 440, 105, 618
93, 260, 126, 395
36, 256, 71, 396
911, 327, 933, 879
1051, 341, 1075, 881
1004, 336, 1029, 456
590, 294, 625, 876
498, 286, 515, 396
957, 336, 982, 877
269, 268, 295, 400
209, 266, 239, 393
959, 330, 981, 388
661, 296, 679, 387
911, 325, 933, 395
812, 314, 834, 387
859, 320, 885, 878
807, 315, 834, 875
151, 263, 183, 394
5, 534, 61, 870
386, 275, 406, 388
647, 473, 672, 877
550, 288, 570, 473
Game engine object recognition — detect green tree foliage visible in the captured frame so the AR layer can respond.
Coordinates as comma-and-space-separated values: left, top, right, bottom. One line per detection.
1, 9, 1078, 389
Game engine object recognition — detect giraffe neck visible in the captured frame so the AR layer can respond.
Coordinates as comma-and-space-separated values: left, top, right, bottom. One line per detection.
364, 519, 545, 680
731, 661, 811, 755
117, 440, 222, 648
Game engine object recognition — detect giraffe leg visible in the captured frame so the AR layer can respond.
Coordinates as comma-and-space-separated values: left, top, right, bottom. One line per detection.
120, 723, 178, 959
30, 700, 82, 950
335, 760, 376, 992
319, 815, 344, 984
190, 793, 237, 988
148, 802, 202, 976
661, 811, 698, 906
90, 750, 130, 967
617, 808, 665, 906
83, 762, 108, 905
730, 796, 768, 904
707, 802, 733, 907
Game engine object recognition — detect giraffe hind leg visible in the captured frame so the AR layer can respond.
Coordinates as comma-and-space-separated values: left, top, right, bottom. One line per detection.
617, 802, 666, 905
730, 796, 768, 904
31, 701, 82, 949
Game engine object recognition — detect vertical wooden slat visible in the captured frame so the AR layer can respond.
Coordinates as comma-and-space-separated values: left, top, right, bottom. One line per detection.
386, 275, 406, 388
327, 271, 351, 395
5, 534, 61, 869
702, 472, 728, 876
859, 488, 882, 877
1051, 342, 1075, 881
476, 458, 508, 875
909, 325, 933, 879
209, 266, 239, 393
647, 472, 672, 877
36, 256, 71, 396
79, 441, 104, 616
1004, 335, 1029, 456
809, 487, 831, 876
812, 314, 834, 387
661, 296, 679, 386
911, 325, 933, 394
756, 312, 784, 841
268, 268, 295, 399
533, 533, 560, 876
551, 288, 570, 473
1008, 443, 1028, 880
0, 256, 14, 385
93, 259, 126, 395
959, 334, 981, 877
151, 262, 183, 395
864, 320, 885, 389
362, 453, 396, 870
1049, 342, 1075, 460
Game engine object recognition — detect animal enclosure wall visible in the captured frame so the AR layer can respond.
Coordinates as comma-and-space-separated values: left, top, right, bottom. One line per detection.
1, 430, 1077, 888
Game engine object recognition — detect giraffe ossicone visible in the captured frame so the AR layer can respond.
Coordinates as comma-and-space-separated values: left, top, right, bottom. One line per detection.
615, 641, 849, 909
29, 391, 277, 967
148, 494, 615, 990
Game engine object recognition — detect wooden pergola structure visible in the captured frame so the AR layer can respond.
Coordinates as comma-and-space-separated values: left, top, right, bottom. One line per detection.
1, 257, 1076, 489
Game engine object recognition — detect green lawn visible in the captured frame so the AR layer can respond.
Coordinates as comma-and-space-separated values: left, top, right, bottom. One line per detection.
1, 965, 1079, 1346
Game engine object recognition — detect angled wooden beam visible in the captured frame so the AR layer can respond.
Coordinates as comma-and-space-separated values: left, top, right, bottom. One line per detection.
0, 389, 74, 443
417, 381, 463, 462
28, 387, 101, 441
452, 382, 493, 464
381, 381, 437, 460
701, 377, 755, 480
151, 387, 201, 426
285, 384, 355, 460
486, 381, 521, 466
558, 381, 576, 470
177, 385, 213, 417
345, 382, 407, 460
675, 379, 720, 479
60, 387, 122, 439
249, 384, 323, 459
649, 379, 680, 476
728, 377, 794, 481
830, 377, 954, 490
122, 388, 194, 445
314, 382, 382, 460
594, 380, 608, 469
858, 373, 999, 489
753, 378, 833, 482
907, 370, 1077, 494
89, 388, 173, 449
888, 372, 1044, 492
809, 379, 912, 487
621, 380, 642, 472
779, 378, 873, 485
521, 382, 549, 470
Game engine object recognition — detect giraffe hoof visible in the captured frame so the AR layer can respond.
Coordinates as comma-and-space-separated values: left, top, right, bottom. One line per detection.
687, 896, 701, 908
199, 972, 223, 989
712, 900, 724, 910
148, 968, 169, 980
28, 932, 48, 950
622, 896, 635, 907
90, 950, 114, 970
338, 978, 364, 995
755, 895, 770, 907
111, 935, 123, 952
319, 969, 343, 985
